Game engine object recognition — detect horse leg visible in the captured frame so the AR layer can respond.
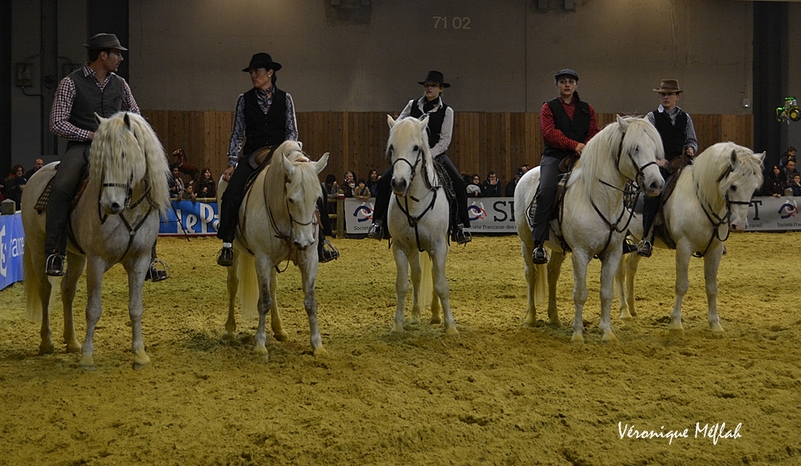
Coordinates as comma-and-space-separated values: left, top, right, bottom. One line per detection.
704, 245, 725, 333
79, 259, 105, 369
670, 243, 693, 332
617, 254, 641, 319
430, 289, 442, 325
408, 250, 422, 325
570, 252, 591, 343
253, 257, 272, 358
37, 272, 55, 355
299, 260, 326, 356
126, 255, 151, 368
269, 269, 288, 342
431, 247, 457, 336
598, 252, 620, 343
521, 235, 538, 327
546, 251, 565, 327
391, 246, 410, 334
223, 259, 239, 340
60, 253, 85, 353
615, 254, 630, 319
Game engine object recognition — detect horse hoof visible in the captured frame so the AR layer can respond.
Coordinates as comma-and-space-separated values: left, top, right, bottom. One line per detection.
38, 342, 55, 355
273, 331, 289, 342
602, 333, 619, 344
444, 326, 459, 337
669, 323, 684, 332
430, 315, 442, 325
570, 333, 584, 344
390, 324, 404, 335
221, 331, 237, 342
549, 318, 561, 328
619, 312, 634, 321
313, 347, 329, 357
253, 344, 268, 356
66, 340, 81, 353
409, 316, 421, 325
133, 352, 151, 369
79, 354, 95, 369
710, 323, 725, 334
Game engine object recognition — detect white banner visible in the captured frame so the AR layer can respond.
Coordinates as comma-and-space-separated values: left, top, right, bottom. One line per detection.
746, 196, 801, 231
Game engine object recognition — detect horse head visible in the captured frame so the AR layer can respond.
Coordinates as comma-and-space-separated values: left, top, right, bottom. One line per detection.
274, 142, 329, 250
720, 146, 764, 232
386, 115, 431, 197
617, 115, 665, 197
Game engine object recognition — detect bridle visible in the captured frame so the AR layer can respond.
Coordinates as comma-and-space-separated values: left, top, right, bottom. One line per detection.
692, 164, 748, 257
390, 143, 440, 252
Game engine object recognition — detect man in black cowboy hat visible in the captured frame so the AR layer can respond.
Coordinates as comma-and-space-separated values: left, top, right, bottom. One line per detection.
367, 70, 472, 245
637, 78, 698, 257
45, 33, 168, 278
215, 53, 339, 266
529, 68, 600, 264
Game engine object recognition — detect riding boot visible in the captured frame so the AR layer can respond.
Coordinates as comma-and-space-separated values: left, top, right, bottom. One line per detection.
45, 143, 89, 276
217, 160, 256, 265
146, 243, 170, 282
368, 167, 393, 240
623, 232, 638, 255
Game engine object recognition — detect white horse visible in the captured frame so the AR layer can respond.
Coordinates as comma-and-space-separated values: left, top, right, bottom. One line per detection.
386, 115, 457, 336
514, 116, 665, 343
615, 142, 764, 332
220, 141, 330, 359
21, 112, 171, 368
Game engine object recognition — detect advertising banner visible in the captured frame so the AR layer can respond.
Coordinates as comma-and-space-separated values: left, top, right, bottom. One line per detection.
0, 213, 25, 291
159, 200, 219, 236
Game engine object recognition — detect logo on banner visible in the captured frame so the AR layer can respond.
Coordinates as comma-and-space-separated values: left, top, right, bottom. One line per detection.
778, 199, 798, 219
468, 204, 487, 221
353, 205, 374, 222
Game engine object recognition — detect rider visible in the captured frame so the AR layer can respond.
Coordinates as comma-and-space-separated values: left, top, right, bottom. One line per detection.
367, 70, 471, 244
530, 69, 600, 264
46, 33, 168, 281
216, 53, 339, 266
638, 79, 698, 257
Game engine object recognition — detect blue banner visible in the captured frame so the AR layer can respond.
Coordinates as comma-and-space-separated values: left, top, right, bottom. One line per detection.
0, 213, 25, 290
159, 200, 219, 236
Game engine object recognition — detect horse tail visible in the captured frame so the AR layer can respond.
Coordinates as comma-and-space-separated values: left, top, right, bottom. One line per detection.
23, 240, 43, 322
236, 252, 259, 320
417, 252, 435, 312
534, 262, 548, 310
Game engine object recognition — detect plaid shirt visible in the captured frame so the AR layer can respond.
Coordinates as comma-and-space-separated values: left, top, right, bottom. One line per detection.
227, 87, 298, 167
49, 64, 139, 142
539, 96, 600, 151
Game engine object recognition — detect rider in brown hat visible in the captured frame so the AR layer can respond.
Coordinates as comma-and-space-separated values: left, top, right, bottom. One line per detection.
637, 79, 698, 257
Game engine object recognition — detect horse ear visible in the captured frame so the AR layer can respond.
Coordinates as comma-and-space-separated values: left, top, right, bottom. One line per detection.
94, 112, 106, 126
757, 151, 766, 164
387, 115, 396, 128
730, 149, 738, 166
419, 115, 430, 130
314, 152, 330, 174
281, 153, 295, 176
616, 114, 629, 131
123, 112, 132, 129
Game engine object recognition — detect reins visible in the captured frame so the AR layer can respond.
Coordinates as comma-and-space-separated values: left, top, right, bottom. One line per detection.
692, 165, 744, 257
391, 145, 441, 252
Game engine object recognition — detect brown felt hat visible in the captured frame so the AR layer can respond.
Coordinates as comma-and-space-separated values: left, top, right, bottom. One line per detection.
653, 79, 683, 93
84, 33, 127, 51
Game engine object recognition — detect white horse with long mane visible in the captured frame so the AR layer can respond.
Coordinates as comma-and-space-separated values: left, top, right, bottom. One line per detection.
386, 115, 457, 336
220, 141, 330, 359
615, 142, 764, 332
21, 111, 171, 368
514, 116, 665, 343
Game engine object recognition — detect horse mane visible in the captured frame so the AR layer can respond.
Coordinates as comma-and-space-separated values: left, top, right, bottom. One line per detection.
386, 117, 435, 185
266, 141, 320, 204
89, 112, 171, 216
691, 142, 764, 207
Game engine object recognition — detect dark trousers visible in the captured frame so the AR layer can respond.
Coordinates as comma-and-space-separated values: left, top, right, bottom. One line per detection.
531, 155, 563, 245
640, 166, 671, 241
372, 154, 470, 227
45, 142, 90, 255
216, 160, 257, 243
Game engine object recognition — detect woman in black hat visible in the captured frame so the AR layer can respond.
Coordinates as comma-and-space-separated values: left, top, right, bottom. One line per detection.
216, 53, 298, 266
367, 70, 472, 245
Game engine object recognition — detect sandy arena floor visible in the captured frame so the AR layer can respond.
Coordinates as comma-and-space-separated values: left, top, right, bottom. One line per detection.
1, 233, 799, 465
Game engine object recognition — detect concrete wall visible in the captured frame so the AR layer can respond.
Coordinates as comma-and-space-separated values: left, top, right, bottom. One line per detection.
9, 0, 759, 167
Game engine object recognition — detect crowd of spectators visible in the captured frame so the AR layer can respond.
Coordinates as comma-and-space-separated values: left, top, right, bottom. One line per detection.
760, 147, 801, 197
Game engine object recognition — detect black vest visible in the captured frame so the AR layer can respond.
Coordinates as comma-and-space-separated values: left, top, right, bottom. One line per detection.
542, 97, 591, 160
652, 109, 688, 160
410, 98, 448, 149
242, 87, 288, 157
68, 69, 126, 133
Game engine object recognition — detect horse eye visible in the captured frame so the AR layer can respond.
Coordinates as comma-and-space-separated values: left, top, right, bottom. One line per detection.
730, 185, 737, 192
413, 145, 419, 152
288, 197, 295, 203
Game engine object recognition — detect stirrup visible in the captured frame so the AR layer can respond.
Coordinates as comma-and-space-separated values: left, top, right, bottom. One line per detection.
623, 236, 638, 255
532, 246, 548, 264
637, 240, 653, 258
45, 253, 65, 277
367, 221, 384, 240
451, 226, 472, 245
146, 258, 170, 282
319, 240, 340, 263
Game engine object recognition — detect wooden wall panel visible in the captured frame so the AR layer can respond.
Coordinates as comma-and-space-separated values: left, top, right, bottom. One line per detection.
141, 110, 754, 188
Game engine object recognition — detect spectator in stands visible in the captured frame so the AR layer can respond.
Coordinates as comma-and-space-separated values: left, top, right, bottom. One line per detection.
339, 171, 356, 198
366, 169, 380, 197
789, 173, 801, 197
354, 178, 371, 201
482, 171, 503, 197
783, 159, 800, 186
763, 165, 786, 197
466, 174, 482, 197
505, 167, 525, 197
196, 167, 216, 199
2, 164, 27, 209
25, 158, 44, 181
181, 181, 198, 203
779, 146, 797, 168
168, 165, 185, 199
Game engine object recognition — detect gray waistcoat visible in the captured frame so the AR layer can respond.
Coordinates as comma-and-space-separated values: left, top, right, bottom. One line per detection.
67, 69, 126, 133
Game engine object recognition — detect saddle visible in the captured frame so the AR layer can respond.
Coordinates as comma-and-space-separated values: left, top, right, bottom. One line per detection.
651, 155, 693, 249
525, 170, 572, 253
432, 159, 458, 229
34, 164, 91, 213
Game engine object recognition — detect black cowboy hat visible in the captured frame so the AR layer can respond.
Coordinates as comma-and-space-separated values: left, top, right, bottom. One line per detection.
418, 70, 450, 88
554, 68, 579, 81
242, 53, 282, 72
84, 33, 127, 51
